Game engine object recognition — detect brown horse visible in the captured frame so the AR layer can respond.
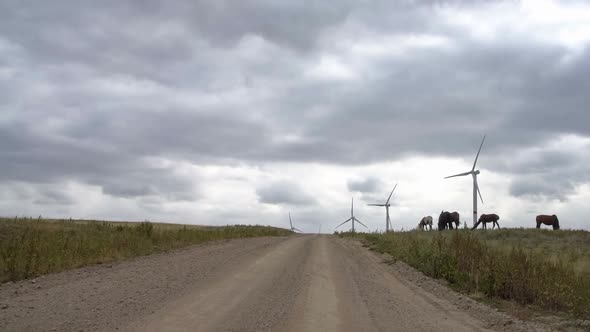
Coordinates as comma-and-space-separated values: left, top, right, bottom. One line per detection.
536, 215, 560, 230
474, 214, 500, 229
450, 212, 460, 229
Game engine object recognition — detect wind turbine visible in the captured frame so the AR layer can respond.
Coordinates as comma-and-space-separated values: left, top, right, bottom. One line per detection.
444, 135, 486, 227
289, 212, 303, 233
335, 197, 368, 233
367, 184, 397, 232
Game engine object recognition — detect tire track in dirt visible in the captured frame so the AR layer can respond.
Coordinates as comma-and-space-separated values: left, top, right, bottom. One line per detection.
1, 235, 552, 331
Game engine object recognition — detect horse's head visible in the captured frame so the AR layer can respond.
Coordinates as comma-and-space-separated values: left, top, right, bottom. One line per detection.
553, 215, 560, 229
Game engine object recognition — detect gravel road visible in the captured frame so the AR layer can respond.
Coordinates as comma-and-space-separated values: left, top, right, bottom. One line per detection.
0, 235, 549, 331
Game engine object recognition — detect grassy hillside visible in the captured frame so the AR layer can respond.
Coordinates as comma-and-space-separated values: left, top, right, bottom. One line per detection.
342, 228, 590, 320
473, 228, 590, 275
0, 217, 292, 283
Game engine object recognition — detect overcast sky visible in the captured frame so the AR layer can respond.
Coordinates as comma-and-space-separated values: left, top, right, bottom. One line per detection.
1, 0, 589, 231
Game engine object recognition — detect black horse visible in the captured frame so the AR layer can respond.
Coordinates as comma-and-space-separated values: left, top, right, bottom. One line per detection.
438, 211, 454, 230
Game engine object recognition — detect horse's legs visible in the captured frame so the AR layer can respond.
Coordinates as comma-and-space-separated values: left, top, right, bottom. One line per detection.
536, 222, 541, 229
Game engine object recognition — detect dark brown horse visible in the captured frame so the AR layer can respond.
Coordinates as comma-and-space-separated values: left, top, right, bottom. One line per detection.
536, 215, 560, 230
450, 212, 460, 229
474, 214, 500, 229
438, 211, 453, 230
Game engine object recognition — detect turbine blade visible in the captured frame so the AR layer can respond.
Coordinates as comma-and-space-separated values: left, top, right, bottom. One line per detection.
472, 134, 487, 171
354, 217, 369, 228
444, 171, 472, 179
335, 217, 352, 229
289, 212, 293, 228
385, 184, 397, 205
367, 204, 386, 206
477, 183, 484, 205
294, 228, 303, 233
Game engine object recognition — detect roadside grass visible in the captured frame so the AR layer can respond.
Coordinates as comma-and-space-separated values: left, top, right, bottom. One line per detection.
0, 217, 292, 283
339, 229, 590, 320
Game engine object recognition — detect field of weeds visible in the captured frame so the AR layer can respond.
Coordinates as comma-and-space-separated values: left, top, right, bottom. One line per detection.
0, 217, 291, 283
342, 229, 590, 320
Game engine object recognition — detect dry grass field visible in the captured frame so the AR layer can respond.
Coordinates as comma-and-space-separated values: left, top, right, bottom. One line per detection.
342, 228, 590, 320
0, 217, 291, 283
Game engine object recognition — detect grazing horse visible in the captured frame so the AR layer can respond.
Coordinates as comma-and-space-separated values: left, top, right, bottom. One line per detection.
536, 215, 560, 230
450, 212, 460, 229
418, 216, 433, 230
474, 214, 500, 229
438, 211, 454, 230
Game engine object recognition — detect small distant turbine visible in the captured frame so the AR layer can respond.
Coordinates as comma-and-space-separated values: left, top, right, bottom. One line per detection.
368, 184, 397, 232
335, 197, 368, 233
444, 135, 486, 227
289, 212, 303, 233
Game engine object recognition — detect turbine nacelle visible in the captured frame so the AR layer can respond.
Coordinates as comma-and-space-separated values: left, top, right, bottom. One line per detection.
444, 135, 487, 226
335, 197, 368, 232
367, 184, 397, 232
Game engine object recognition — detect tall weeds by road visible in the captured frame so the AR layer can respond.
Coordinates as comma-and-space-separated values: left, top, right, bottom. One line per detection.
0, 217, 291, 283
345, 229, 590, 319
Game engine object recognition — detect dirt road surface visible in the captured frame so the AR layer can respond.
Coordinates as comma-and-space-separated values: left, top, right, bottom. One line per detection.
0, 235, 547, 331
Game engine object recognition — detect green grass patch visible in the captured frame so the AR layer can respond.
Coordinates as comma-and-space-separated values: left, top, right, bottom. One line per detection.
340, 229, 590, 320
0, 217, 291, 283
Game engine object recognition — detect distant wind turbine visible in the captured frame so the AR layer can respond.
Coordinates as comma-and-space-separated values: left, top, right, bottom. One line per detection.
444, 135, 486, 227
368, 184, 397, 232
335, 197, 368, 233
289, 212, 303, 233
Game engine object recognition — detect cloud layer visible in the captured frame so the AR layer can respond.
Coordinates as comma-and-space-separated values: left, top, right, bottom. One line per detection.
1, 0, 590, 230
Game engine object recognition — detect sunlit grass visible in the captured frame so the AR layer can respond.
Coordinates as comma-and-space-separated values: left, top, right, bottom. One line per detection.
0, 217, 292, 283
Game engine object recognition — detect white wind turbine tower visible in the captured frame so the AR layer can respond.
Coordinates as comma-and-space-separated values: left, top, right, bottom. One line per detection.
335, 197, 368, 233
289, 212, 303, 233
367, 184, 397, 232
444, 135, 486, 227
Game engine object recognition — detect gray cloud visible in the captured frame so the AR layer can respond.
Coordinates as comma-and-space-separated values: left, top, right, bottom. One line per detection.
347, 177, 380, 193
257, 181, 316, 206
33, 188, 75, 206
0, 0, 589, 216
506, 145, 590, 200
